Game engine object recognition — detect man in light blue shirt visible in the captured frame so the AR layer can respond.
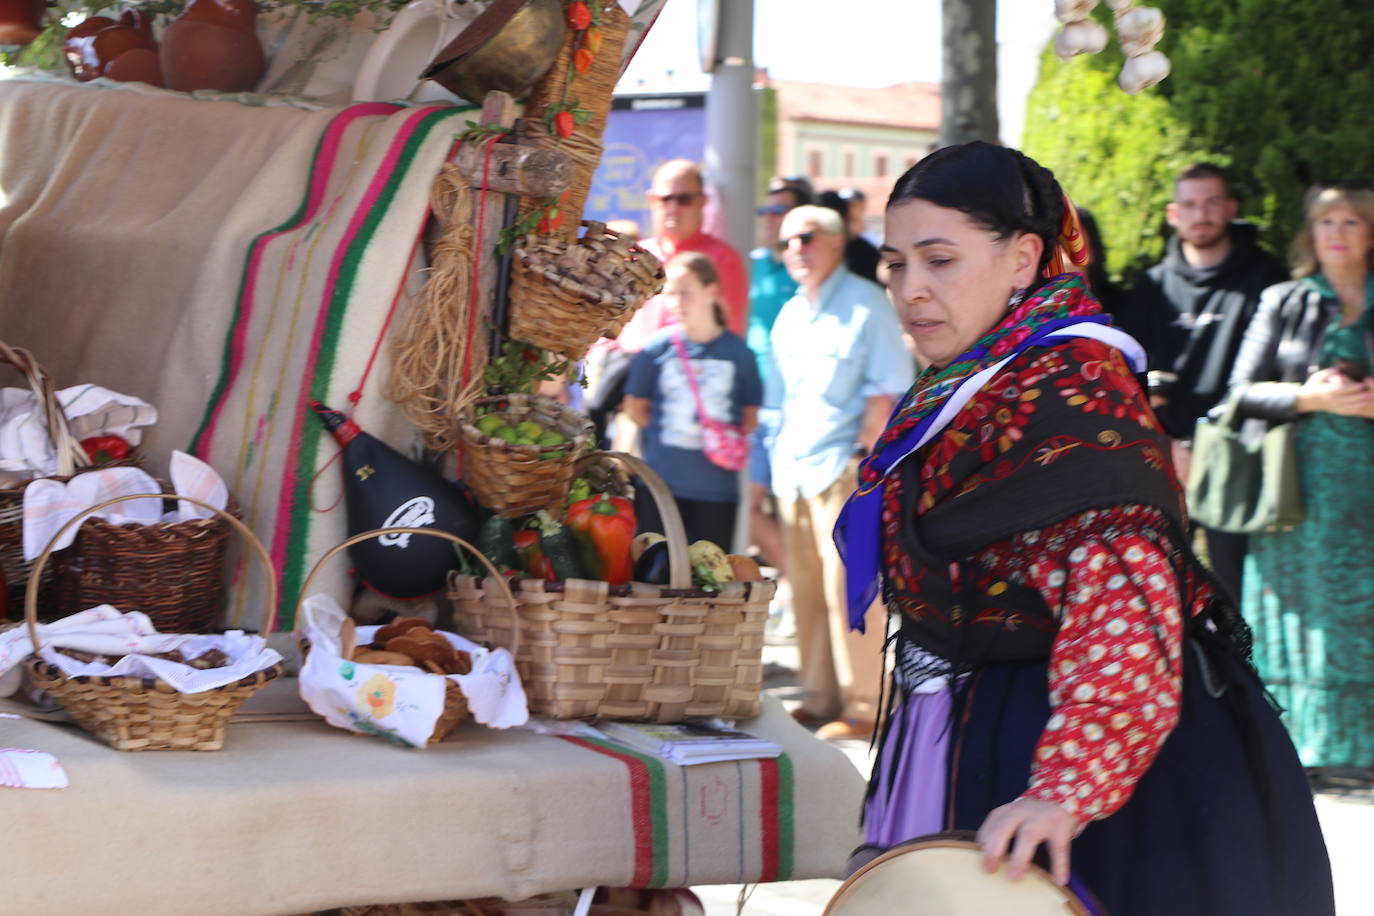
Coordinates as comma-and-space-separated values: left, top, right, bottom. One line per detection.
766, 205, 915, 739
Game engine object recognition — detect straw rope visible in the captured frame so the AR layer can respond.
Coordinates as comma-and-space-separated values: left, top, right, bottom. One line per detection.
387, 163, 487, 453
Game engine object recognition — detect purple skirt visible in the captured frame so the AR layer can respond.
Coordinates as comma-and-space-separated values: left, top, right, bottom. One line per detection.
863, 686, 952, 848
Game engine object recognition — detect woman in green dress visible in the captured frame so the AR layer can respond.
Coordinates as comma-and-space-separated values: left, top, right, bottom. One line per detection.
1227, 183, 1374, 775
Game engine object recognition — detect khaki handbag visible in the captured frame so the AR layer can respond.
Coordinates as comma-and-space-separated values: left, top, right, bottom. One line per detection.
1186, 390, 1303, 534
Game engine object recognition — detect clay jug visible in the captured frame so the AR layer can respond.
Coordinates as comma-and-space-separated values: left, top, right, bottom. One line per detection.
159, 0, 265, 93
0, 0, 45, 47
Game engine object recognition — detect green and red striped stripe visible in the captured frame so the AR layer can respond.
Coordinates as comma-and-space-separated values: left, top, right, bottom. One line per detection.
559, 735, 795, 887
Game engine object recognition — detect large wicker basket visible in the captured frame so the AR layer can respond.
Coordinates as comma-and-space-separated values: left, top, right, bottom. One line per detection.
458, 393, 596, 518
0, 339, 93, 614
23, 494, 282, 751
508, 221, 665, 361
448, 452, 773, 723
46, 488, 237, 630
295, 527, 520, 745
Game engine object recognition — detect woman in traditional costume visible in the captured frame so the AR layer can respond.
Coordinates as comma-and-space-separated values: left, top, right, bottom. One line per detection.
834, 142, 1334, 915
1227, 183, 1374, 781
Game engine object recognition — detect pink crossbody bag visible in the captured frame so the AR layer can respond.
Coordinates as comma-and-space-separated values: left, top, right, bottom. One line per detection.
669, 331, 749, 471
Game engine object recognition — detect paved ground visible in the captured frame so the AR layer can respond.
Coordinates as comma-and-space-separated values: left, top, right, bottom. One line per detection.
689, 631, 1374, 915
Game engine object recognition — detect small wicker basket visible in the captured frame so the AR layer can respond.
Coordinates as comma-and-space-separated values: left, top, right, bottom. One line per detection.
46, 488, 237, 630
449, 452, 774, 723
23, 494, 282, 752
458, 393, 596, 518
295, 527, 520, 745
508, 221, 665, 361
0, 339, 93, 615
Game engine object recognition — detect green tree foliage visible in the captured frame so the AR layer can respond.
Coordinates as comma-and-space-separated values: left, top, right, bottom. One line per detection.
1023, 1, 1374, 284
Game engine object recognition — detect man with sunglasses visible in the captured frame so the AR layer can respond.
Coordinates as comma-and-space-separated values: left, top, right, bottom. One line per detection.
745, 177, 814, 618
1119, 163, 1287, 602
585, 159, 748, 448
766, 204, 914, 741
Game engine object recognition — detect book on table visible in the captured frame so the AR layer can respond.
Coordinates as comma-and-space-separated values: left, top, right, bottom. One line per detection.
595, 719, 782, 765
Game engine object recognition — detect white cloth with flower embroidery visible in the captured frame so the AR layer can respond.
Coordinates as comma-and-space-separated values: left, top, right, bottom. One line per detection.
298, 595, 527, 748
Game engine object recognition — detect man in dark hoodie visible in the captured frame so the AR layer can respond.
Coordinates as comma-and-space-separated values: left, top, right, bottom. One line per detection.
1121, 162, 1288, 601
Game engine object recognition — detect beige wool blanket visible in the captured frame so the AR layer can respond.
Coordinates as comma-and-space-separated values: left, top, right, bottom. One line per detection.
0, 77, 473, 624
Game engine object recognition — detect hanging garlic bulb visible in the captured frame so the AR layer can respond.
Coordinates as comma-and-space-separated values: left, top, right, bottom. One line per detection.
1105, 0, 1134, 11
1115, 5, 1166, 57
1119, 49, 1171, 93
1054, 0, 1099, 24
1054, 19, 1111, 60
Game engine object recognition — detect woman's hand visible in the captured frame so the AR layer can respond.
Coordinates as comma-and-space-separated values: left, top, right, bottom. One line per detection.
976, 797, 1079, 886
1295, 367, 1374, 416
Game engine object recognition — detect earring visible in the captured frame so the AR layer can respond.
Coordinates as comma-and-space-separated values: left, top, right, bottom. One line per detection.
1008, 287, 1027, 309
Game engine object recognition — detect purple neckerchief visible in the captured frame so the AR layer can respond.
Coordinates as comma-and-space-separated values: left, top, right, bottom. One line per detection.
833, 317, 1145, 632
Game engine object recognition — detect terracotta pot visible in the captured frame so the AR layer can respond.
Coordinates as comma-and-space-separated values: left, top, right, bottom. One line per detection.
64, 15, 118, 81
0, 0, 46, 47
159, 0, 265, 93
63, 10, 162, 86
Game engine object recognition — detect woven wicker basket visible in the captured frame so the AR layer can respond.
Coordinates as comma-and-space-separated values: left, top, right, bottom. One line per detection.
46, 488, 237, 630
459, 393, 596, 518
508, 221, 665, 361
0, 339, 93, 615
23, 494, 282, 751
448, 451, 774, 723
295, 527, 520, 744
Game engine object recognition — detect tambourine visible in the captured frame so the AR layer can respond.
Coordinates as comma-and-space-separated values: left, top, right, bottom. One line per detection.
824, 832, 1108, 915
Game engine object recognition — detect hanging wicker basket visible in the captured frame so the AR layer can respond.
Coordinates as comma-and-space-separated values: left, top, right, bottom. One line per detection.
23, 494, 282, 752
508, 220, 665, 361
458, 393, 595, 518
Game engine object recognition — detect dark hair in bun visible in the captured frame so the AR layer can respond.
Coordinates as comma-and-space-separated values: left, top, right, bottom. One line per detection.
887, 141, 1065, 278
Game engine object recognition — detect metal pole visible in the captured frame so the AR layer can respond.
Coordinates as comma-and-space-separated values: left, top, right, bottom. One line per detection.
704, 0, 757, 554
704, 0, 757, 258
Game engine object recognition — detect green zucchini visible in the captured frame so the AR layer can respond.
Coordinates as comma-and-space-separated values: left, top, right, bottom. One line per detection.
536, 510, 585, 580
475, 514, 517, 571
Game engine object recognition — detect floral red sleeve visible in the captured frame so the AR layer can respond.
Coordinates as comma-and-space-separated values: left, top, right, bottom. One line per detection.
975, 506, 1186, 824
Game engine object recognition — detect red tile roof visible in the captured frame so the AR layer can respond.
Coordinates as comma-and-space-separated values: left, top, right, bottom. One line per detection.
767, 77, 941, 131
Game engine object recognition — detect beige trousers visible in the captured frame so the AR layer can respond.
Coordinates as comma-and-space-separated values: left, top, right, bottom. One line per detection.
777, 464, 887, 722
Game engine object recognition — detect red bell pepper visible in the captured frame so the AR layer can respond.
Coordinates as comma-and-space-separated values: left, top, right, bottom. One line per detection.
564, 493, 636, 584
79, 434, 130, 464
513, 528, 551, 580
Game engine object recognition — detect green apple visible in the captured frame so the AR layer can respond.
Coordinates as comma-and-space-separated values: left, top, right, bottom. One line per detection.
515, 420, 544, 441
476, 414, 505, 435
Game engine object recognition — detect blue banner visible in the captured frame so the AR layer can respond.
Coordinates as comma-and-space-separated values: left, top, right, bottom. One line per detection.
584, 100, 707, 235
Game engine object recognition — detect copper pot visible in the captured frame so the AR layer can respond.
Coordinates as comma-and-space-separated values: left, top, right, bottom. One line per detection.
421, 0, 566, 103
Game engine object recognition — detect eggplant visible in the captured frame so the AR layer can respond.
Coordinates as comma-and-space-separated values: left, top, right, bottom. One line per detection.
632, 539, 672, 585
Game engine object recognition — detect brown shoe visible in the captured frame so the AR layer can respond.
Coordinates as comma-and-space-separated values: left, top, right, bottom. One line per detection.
815, 717, 875, 741
790, 707, 830, 728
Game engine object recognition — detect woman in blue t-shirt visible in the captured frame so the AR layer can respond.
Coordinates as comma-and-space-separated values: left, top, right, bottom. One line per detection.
622, 252, 763, 547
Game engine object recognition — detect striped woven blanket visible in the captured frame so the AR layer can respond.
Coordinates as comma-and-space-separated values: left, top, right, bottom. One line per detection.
182, 102, 475, 628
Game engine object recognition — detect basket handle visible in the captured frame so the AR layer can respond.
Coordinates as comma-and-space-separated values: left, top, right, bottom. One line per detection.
0, 339, 91, 478
25, 493, 275, 651
574, 450, 692, 589
293, 528, 520, 658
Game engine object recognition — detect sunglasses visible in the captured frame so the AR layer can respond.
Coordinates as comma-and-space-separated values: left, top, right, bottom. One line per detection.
775, 231, 816, 252
652, 192, 700, 206
756, 204, 791, 216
